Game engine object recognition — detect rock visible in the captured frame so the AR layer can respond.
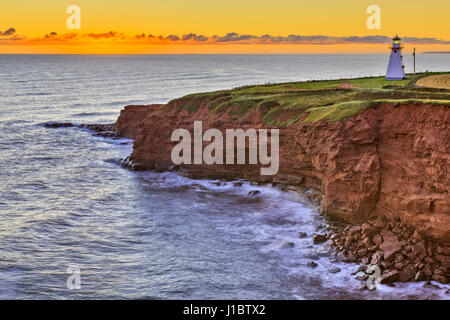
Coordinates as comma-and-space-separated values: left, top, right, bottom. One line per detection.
379, 232, 403, 261
281, 241, 295, 249
336, 252, 347, 262
313, 234, 328, 244
380, 261, 391, 270
362, 237, 373, 248
344, 235, 353, 247
373, 234, 383, 246
380, 228, 390, 237
423, 281, 441, 289
415, 271, 425, 281
373, 215, 387, 229
399, 265, 416, 282
371, 251, 383, 265
412, 230, 423, 240
432, 274, 448, 284
361, 257, 369, 265
349, 226, 362, 235
329, 267, 341, 274
347, 251, 357, 263
436, 246, 450, 256
298, 232, 308, 239
380, 270, 399, 284
394, 263, 404, 270
44, 122, 75, 128
361, 223, 379, 238
435, 255, 450, 269
424, 257, 434, 264
307, 261, 318, 269
233, 181, 243, 187
316, 247, 331, 257
412, 242, 427, 261
423, 265, 433, 277
304, 250, 319, 260
381, 231, 399, 242
248, 190, 260, 196
406, 252, 415, 260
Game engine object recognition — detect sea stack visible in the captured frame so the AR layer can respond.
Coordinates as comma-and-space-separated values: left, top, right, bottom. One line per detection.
386, 35, 405, 80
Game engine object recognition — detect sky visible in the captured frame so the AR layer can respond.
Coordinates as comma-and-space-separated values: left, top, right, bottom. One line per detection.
1, 0, 450, 54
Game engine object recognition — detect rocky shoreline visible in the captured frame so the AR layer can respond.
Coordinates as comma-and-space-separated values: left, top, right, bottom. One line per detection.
316, 215, 450, 287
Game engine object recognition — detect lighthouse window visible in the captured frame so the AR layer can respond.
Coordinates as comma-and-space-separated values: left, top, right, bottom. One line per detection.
394, 49, 397, 53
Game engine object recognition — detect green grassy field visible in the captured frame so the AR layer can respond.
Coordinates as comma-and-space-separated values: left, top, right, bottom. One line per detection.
168, 72, 450, 125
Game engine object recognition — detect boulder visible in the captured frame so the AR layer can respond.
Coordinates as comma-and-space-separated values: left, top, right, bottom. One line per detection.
394, 263, 404, 271
313, 234, 328, 244
329, 267, 341, 274
349, 226, 362, 235
398, 264, 416, 282
371, 251, 383, 265
432, 274, 448, 284
423, 265, 433, 277
412, 242, 427, 261
436, 246, 450, 256
380, 270, 399, 284
298, 232, 308, 239
44, 122, 75, 128
373, 234, 383, 246
435, 255, 450, 269
379, 231, 403, 260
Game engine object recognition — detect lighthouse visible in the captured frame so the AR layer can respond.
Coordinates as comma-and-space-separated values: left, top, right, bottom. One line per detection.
386, 35, 405, 80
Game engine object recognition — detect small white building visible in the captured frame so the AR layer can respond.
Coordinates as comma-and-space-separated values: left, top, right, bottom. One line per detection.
386, 35, 405, 80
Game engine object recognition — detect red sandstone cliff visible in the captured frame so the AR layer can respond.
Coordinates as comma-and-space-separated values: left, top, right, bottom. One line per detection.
115, 100, 450, 244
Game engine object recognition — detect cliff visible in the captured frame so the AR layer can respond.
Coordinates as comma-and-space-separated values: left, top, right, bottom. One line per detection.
112, 76, 450, 244
114, 100, 449, 244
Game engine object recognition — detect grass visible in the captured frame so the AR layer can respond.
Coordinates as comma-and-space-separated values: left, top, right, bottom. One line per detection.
165, 72, 450, 125
302, 101, 371, 123
302, 99, 450, 123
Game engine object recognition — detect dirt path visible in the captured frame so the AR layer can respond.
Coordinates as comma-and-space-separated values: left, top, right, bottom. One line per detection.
416, 74, 450, 90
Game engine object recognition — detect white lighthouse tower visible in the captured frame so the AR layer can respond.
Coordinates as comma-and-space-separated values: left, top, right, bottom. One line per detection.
386, 35, 405, 80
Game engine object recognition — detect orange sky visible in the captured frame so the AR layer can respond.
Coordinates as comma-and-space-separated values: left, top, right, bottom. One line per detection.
1, 0, 450, 54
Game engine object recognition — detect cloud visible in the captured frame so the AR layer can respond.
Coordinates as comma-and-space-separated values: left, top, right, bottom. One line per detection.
182, 33, 208, 41
87, 31, 119, 39
0, 27, 16, 36
216, 32, 258, 42
1, 30, 449, 46
166, 34, 180, 41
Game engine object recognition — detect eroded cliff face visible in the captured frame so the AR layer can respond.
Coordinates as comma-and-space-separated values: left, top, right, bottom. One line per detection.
115, 100, 450, 244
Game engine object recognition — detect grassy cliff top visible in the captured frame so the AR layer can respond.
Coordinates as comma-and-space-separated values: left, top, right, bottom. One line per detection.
168, 71, 450, 125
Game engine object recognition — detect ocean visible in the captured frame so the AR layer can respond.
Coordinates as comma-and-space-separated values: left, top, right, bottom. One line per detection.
0, 54, 449, 299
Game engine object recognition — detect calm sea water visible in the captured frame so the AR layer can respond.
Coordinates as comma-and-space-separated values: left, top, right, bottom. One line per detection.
0, 54, 449, 299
